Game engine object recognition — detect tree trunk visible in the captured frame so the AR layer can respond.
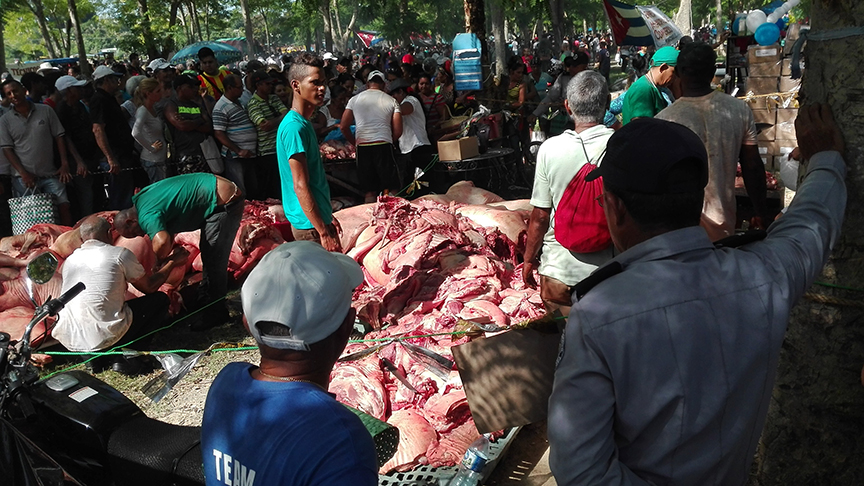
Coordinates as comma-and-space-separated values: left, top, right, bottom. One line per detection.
487, 0, 507, 78
318, 0, 333, 52
464, 0, 487, 60
27, 0, 58, 58
715, 0, 722, 35
260, 10, 271, 54
188, 0, 202, 42
547, 0, 563, 47
751, 2, 864, 485
136, 0, 158, 60
0, 17, 6, 75
240, 0, 255, 57
67, 0, 89, 76
674, 0, 692, 37
179, 3, 192, 45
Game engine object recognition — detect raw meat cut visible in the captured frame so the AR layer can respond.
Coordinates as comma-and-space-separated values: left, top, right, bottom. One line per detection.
380, 410, 438, 473
445, 180, 504, 205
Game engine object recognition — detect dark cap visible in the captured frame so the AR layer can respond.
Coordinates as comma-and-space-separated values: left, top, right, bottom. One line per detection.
388, 78, 410, 93
586, 118, 708, 194
249, 70, 275, 86
198, 47, 216, 60
173, 73, 200, 90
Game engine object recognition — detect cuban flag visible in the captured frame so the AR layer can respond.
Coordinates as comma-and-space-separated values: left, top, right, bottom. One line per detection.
603, 0, 682, 48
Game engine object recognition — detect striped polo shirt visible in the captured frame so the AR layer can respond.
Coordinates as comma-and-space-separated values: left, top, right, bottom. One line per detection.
212, 96, 257, 157
246, 93, 287, 156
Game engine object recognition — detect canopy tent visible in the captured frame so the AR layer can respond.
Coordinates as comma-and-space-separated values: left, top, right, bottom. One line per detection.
215, 37, 264, 55
603, 0, 682, 48
171, 41, 242, 65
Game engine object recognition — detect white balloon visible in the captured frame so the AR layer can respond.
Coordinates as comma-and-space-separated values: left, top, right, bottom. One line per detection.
767, 0, 802, 23
746, 10, 769, 34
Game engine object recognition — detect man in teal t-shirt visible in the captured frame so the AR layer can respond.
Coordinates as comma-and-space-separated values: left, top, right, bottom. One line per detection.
276, 53, 341, 252
113, 173, 245, 331
622, 46, 679, 125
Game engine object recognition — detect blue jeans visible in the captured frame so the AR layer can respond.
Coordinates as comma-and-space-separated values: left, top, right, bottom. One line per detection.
12, 176, 69, 204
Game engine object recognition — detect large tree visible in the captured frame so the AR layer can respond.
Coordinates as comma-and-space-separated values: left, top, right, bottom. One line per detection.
751, 1, 864, 484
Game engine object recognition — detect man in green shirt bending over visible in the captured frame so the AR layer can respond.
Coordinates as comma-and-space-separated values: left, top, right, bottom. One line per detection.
622, 46, 679, 125
113, 173, 245, 330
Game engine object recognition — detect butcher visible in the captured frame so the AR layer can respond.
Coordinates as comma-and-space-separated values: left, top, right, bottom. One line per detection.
54, 217, 187, 376
113, 173, 244, 331
523, 71, 614, 317
201, 241, 377, 485
548, 107, 846, 485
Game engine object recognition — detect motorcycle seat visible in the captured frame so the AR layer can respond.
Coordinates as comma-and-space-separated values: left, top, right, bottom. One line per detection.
106, 414, 205, 486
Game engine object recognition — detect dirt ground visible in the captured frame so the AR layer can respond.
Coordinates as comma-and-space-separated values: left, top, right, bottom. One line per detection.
40, 292, 557, 485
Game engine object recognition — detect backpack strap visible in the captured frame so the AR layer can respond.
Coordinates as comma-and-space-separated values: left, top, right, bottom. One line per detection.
573, 261, 623, 301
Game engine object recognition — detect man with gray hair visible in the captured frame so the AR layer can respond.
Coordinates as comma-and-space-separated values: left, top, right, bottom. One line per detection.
54, 217, 188, 375
212, 74, 258, 198
522, 70, 614, 316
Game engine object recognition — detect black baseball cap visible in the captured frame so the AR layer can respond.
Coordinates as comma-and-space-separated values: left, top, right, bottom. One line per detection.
173, 73, 199, 89
249, 70, 275, 86
586, 118, 708, 194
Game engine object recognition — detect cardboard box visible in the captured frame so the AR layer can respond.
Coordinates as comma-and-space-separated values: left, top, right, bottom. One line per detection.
760, 155, 776, 171
749, 60, 781, 77
746, 77, 779, 96
774, 140, 797, 158
780, 75, 801, 93
748, 44, 782, 64
775, 108, 798, 140
437, 136, 479, 162
752, 108, 777, 142
781, 58, 805, 76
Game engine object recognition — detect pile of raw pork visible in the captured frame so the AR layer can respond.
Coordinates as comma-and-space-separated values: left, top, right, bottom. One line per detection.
319, 139, 356, 160
0, 201, 287, 346
329, 181, 545, 473
0, 180, 545, 472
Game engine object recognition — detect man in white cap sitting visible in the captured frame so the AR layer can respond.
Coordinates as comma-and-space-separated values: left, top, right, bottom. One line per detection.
201, 241, 377, 485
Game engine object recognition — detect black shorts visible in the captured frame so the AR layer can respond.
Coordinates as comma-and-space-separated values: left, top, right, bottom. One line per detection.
356, 143, 401, 194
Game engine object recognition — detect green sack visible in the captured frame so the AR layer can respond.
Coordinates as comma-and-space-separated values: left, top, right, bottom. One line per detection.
343, 405, 399, 468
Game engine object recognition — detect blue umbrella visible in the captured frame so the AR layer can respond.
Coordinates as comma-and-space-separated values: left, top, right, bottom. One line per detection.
171, 41, 242, 65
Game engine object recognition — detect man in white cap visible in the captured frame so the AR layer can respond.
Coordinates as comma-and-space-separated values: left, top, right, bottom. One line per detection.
37, 61, 60, 75
201, 241, 378, 486
340, 69, 403, 202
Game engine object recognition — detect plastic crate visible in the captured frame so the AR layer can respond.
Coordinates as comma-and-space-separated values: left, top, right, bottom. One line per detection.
378, 426, 521, 485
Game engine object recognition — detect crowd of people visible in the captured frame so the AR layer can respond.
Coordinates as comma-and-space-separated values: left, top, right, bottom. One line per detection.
1, 26, 849, 486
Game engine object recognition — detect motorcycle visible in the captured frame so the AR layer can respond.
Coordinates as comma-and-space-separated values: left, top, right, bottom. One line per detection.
0, 252, 205, 486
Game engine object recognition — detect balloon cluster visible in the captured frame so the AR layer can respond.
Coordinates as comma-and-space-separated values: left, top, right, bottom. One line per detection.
732, 0, 801, 46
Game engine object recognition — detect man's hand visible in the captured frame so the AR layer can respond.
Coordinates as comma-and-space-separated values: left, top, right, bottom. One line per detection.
796, 103, 845, 161
19, 171, 36, 188
260, 120, 277, 132
108, 159, 121, 175
57, 166, 72, 184
522, 259, 539, 289
169, 247, 190, 265
320, 223, 342, 253
76, 163, 88, 177
151, 140, 164, 151
238, 149, 254, 158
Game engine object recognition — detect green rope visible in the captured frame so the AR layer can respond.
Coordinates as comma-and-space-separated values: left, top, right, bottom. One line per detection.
41, 292, 239, 379
812, 281, 864, 294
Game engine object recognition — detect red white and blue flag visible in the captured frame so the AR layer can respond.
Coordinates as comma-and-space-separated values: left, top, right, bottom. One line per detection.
603, 0, 682, 48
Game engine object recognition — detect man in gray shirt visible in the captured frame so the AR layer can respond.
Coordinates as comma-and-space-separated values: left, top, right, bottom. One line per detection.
0, 79, 72, 226
548, 106, 846, 485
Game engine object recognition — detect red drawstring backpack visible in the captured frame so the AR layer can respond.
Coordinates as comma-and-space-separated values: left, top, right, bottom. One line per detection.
553, 134, 611, 253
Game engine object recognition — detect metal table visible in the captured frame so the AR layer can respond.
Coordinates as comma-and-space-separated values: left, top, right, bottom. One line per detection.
433, 147, 519, 195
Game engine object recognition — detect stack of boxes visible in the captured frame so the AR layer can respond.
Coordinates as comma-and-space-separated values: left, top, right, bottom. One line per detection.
744, 40, 803, 178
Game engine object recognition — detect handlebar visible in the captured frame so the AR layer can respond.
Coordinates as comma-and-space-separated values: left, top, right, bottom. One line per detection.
44, 282, 85, 316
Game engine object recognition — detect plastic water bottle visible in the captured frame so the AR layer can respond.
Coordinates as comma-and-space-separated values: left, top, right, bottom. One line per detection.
448, 434, 491, 486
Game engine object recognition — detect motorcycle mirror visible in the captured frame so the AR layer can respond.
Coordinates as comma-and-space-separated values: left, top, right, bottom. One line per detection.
26, 252, 59, 285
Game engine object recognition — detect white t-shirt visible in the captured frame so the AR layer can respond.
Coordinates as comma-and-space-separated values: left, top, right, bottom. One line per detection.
397, 97, 430, 154
54, 240, 146, 352
530, 126, 615, 285
656, 91, 758, 241
345, 88, 400, 145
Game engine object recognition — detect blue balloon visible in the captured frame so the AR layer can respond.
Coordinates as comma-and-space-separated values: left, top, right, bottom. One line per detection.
732, 14, 747, 35
775, 17, 788, 31
755, 23, 781, 46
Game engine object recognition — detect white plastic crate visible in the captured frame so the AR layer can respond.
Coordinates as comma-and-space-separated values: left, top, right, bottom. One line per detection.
378, 426, 521, 485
